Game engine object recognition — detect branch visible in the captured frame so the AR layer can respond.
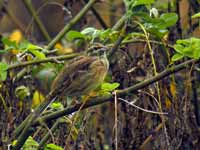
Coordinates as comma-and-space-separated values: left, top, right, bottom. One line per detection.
33, 59, 198, 126
83, 0, 108, 29
112, 15, 126, 31
2, 1, 26, 32
39, 120, 61, 148
46, 0, 98, 50
23, 0, 51, 41
108, 25, 127, 58
122, 39, 174, 49
7, 53, 80, 71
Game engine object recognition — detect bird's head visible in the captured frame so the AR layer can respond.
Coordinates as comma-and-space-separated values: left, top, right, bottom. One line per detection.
87, 45, 109, 71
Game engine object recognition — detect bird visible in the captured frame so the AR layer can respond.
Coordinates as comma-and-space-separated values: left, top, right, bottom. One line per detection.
13, 48, 109, 149
51, 52, 109, 98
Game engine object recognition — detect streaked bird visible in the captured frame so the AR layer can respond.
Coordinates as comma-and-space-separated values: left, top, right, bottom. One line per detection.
14, 48, 109, 149
51, 54, 109, 98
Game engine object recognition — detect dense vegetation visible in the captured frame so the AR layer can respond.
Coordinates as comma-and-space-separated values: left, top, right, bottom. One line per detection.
0, 0, 200, 149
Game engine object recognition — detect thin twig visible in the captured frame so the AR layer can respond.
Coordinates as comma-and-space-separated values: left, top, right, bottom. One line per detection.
39, 120, 61, 148
140, 123, 164, 149
122, 39, 174, 49
83, 0, 108, 29
0, 93, 9, 114
23, 0, 51, 41
108, 25, 127, 58
114, 91, 118, 150
46, 0, 98, 50
2, 1, 26, 32
138, 90, 160, 107
7, 53, 80, 71
118, 98, 168, 115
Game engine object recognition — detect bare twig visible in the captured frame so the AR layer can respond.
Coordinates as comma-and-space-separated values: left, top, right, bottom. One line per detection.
23, 0, 51, 41
7, 53, 80, 71
140, 123, 164, 149
114, 91, 118, 150
83, 0, 108, 29
46, 0, 98, 50
118, 98, 168, 115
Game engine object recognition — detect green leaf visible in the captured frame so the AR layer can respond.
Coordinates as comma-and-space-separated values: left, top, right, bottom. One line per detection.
2, 37, 17, 48
124, 0, 154, 10
173, 37, 200, 60
18, 40, 29, 50
173, 44, 185, 54
50, 102, 64, 110
27, 43, 43, 50
192, 12, 200, 19
0, 49, 9, 54
22, 136, 39, 150
28, 49, 46, 59
81, 27, 97, 35
101, 82, 120, 92
45, 143, 63, 150
0, 62, 8, 81
15, 85, 30, 100
66, 30, 86, 41
133, 0, 154, 7
81, 27, 101, 42
160, 13, 178, 27
99, 29, 112, 41
194, 48, 200, 59
171, 53, 184, 61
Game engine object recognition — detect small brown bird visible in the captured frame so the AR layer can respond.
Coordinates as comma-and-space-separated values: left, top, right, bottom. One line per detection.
51, 54, 109, 97
14, 49, 109, 149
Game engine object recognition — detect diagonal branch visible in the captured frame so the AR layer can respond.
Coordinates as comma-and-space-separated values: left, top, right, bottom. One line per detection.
33, 59, 198, 126
46, 0, 98, 50
23, 0, 51, 41
7, 53, 80, 71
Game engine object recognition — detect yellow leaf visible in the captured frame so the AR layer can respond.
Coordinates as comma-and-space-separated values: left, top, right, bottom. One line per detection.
18, 101, 23, 112
26, 55, 34, 61
165, 97, 172, 109
54, 43, 64, 50
32, 90, 45, 108
62, 47, 73, 54
71, 126, 79, 141
11, 49, 20, 55
170, 81, 177, 98
54, 42, 73, 55
12, 140, 17, 146
162, 33, 168, 42
9, 30, 23, 43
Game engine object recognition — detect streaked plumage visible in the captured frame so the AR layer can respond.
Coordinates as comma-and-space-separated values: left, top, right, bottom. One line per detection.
14, 53, 109, 142
51, 54, 109, 97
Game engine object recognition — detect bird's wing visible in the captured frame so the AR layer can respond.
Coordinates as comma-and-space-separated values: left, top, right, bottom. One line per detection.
51, 56, 97, 96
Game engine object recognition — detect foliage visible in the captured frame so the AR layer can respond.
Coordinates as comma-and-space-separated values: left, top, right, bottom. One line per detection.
1, 0, 200, 149
50, 102, 64, 110
21, 136, 63, 150
32, 90, 45, 108
192, 12, 200, 19
0, 62, 8, 81
172, 38, 200, 61
45, 143, 63, 150
123, 0, 155, 13
15, 85, 30, 100
1, 37, 46, 59
99, 82, 120, 96
22, 136, 39, 150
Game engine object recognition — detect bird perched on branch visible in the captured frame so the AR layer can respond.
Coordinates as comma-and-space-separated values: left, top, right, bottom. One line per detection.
13, 48, 109, 149
51, 51, 109, 98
